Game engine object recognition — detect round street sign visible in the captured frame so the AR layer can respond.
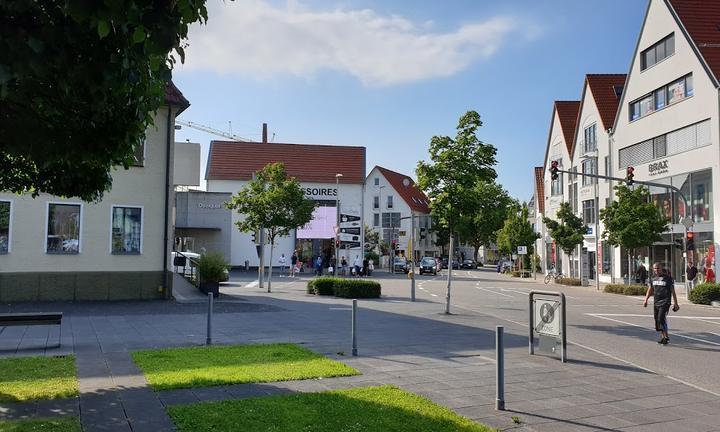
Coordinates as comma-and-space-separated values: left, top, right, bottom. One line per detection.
540, 302, 554, 324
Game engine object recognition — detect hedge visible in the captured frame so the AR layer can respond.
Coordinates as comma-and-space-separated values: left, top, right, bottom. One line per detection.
689, 283, 720, 305
511, 270, 532, 278
604, 284, 647, 296
334, 280, 381, 298
307, 277, 381, 298
554, 277, 581, 286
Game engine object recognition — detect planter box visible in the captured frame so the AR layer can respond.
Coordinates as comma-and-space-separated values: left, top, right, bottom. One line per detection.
199, 281, 220, 298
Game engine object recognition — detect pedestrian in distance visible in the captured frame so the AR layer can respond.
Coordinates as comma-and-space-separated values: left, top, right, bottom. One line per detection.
687, 261, 698, 291
362, 257, 369, 277
315, 256, 323, 276
643, 262, 680, 345
290, 252, 298, 277
278, 254, 287, 277
636, 263, 648, 285
353, 255, 361, 277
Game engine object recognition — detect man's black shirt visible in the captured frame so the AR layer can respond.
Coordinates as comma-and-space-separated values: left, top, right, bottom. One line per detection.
650, 274, 674, 306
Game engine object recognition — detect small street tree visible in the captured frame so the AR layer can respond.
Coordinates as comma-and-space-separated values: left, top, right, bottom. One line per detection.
496, 203, 540, 269
417, 111, 498, 314
226, 163, 316, 292
600, 185, 668, 285
543, 202, 586, 278
456, 182, 515, 262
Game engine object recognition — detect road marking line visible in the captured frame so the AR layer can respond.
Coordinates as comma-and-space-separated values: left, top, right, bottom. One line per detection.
245, 280, 259, 288
589, 314, 720, 320
328, 308, 352, 310
450, 304, 720, 398
586, 314, 720, 347
475, 287, 515, 298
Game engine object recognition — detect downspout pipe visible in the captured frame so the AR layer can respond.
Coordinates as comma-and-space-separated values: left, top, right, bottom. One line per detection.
163, 106, 172, 297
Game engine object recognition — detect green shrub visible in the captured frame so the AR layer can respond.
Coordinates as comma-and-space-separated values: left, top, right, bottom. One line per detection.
198, 253, 229, 283
604, 284, 647, 296
364, 251, 379, 265
306, 280, 316, 294
312, 277, 340, 296
334, 280, 381, 298
689, 283, 720, 305
554, 277, 581, 286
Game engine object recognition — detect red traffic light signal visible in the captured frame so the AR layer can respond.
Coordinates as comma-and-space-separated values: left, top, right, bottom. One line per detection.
550, 160, 559, 180
687, 231, 695, 250
625, 166, 635, 185
335, 239, 340, 248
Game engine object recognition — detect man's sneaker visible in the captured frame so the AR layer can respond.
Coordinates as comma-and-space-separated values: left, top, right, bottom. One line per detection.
658, 337, 665, 344
660, 337, 669, 345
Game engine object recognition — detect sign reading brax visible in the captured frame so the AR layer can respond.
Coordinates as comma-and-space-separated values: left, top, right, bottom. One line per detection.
648, 160, 669, 177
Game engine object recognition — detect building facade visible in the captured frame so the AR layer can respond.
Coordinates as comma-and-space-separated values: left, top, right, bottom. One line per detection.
203, 141, 366, 269
364, 166, 439, 262
0, 84, 189, 301
535, 0, 720, 287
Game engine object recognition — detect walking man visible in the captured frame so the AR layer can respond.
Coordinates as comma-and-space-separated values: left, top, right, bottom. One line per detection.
278, 254, 287, 277
290, 251, 298, 277
643, 262, 680, 345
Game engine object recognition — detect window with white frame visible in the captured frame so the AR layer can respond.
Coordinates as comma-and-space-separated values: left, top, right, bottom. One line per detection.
582, 199, 595, 224
629, 74, 693, 121
373, 213, 379, 227
583, 124, 597, 153
374, 177, 379, 186
582, 158, 597, 186
0, 201, 10, 254
641, 33, 674, 71
387, 195, 393, 209
47, 203, 81, 254
618, 119, 710, 168
111, 206, 142, 254
373, 196, 379, 209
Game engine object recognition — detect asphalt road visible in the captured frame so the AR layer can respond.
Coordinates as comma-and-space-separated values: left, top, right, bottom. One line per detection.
389, 266, 720, 396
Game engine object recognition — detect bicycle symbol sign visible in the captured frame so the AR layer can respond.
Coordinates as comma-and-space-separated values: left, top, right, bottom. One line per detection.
534, 299, 560, 336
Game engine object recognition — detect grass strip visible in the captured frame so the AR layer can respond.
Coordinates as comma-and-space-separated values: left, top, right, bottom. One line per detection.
0, 417, 81, 432
168, 385, 494, 432
132, 343, 359, 391
0, 355, 78, 403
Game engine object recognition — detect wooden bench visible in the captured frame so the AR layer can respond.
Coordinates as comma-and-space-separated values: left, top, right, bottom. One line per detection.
0, 313, 63, 347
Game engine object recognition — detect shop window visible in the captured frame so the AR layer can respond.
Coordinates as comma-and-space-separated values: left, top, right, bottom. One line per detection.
601, 241, 612, 274
0, 201, 9, 254
47, 203, 81, 254
112, 206, 142, 254
692, 170, 712, 223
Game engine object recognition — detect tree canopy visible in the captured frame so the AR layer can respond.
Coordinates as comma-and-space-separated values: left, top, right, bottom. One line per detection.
496, 203, 540, 257
543, 202, 586, 277
1, 1, 207, 201
456, 181, 515, 260
600, 185, 668, 254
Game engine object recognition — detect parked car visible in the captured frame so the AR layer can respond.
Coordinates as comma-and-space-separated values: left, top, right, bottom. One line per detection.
419, 257, 438, 275
442, 258, 459, 269
393, 257, 409, 274
461, 259, 478, 269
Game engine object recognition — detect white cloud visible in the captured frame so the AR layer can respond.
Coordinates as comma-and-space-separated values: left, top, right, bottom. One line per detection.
182, 0, 536, 86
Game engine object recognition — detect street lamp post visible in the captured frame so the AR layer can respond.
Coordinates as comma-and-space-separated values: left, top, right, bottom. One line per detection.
335, 173, 343, 276
378, 185, 385, 269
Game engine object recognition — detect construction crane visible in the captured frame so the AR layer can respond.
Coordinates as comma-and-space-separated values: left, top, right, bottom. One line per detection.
175, 120, 251, 142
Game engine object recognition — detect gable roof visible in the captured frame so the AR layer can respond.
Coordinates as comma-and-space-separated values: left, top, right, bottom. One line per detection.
534, 166, 545, 215
667, 0, 720, 86
373, 166, 431, 213
164, 81, 190, 115
206, 141, 366, 184
586, 74, 627, 130
555, 101, 581, 153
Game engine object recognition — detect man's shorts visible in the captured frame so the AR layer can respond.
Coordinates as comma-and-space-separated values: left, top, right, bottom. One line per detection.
654, 304, 670, 332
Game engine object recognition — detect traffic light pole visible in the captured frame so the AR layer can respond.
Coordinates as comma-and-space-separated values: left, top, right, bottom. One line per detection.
553, 167, 692, 290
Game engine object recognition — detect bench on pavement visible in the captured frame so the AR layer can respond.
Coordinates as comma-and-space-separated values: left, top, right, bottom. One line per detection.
0, 313, 63, 347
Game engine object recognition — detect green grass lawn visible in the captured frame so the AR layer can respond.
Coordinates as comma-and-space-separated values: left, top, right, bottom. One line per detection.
0, 417, 81, 432
168, 385, 494, 432
0, 356, 78, 403
131, 343, 359, 391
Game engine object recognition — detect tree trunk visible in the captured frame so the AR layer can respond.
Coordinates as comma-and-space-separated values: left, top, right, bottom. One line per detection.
445, 230, 453, 314
473, 243, 480, 263
267, 235, 274, 293
627, 251, 632, 286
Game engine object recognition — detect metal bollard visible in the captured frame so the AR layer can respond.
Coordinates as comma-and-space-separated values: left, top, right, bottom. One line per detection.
496, 325, 505, 411
351, 299, 358, 356
206, 292, 213, 345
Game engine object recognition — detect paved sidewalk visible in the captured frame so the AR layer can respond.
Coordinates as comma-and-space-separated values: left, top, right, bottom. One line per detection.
1, 286, 719, 431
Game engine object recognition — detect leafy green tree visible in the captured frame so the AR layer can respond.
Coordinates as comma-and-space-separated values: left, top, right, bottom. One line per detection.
416, 111, 497, 313
543, 202, 586, 277
226, 163, 316, 292
456, 182, 515, 262
600, 185, 669, 284
496, 203, 540, 266
1, 1, 207, 201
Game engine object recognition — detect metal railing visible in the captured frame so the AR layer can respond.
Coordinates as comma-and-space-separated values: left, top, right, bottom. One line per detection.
173, 250, 200, 287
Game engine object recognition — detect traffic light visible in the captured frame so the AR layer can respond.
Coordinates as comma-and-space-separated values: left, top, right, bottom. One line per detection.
550, 160, 559, 180
625, 166, 635, 185
687, 231, 695, 251
335, 239, 340, 248
251, 231, 257, 244
391, 240, 397, 250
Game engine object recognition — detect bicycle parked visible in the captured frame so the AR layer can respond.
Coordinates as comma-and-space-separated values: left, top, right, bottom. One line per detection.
544, 269, 564, 284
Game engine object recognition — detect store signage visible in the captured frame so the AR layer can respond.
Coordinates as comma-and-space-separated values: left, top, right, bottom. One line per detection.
648, 160, 669, 177
303, 187, 337, 198
197, 203, 223, 209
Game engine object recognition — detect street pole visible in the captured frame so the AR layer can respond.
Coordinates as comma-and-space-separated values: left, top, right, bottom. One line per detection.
445, 224, 453, 314
410, 211, 416, 301
258, 227, 264, 290
379, 185, 385, 269
335, 173, 343, 276
595, 179, 600, 291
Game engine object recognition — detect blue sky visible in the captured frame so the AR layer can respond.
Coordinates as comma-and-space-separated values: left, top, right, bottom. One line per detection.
173, 0, 647, 200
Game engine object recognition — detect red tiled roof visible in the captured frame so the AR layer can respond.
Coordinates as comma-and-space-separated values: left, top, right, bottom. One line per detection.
534, 166, 545, 215
374, 166, 431, 213
165, 81, 190, 114
206, 141, 366, 184
668, 0, 720, 84
586, 74, 626, 130
555, 101, 581, 153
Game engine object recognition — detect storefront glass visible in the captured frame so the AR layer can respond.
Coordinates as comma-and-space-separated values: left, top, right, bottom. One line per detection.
601, 241, 612, 274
